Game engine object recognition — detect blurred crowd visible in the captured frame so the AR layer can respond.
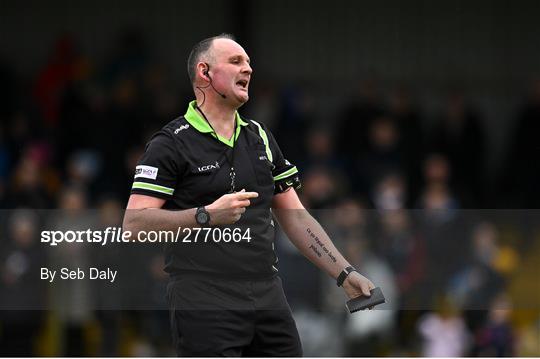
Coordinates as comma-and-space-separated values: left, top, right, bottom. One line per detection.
0, 32, 539, 356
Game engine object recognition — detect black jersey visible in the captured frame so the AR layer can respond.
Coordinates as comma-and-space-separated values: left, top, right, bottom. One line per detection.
130, 101, 300, 279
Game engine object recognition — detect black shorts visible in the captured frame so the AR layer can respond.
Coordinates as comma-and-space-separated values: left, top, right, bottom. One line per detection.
167, 275, 302, 357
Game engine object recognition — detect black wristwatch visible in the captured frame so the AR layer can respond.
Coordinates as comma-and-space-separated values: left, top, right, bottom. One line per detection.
195, 206, 211, 225
336, 266, 357, 287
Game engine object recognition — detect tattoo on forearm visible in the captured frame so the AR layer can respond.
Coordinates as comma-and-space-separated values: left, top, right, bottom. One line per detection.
309, 244, 322, 257
306, 227, 337, 263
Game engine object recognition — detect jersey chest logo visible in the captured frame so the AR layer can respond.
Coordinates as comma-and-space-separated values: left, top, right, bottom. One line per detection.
197, 161, 220, 173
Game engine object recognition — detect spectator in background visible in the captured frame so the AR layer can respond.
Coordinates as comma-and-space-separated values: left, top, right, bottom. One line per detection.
429, 90, 486, 205
0, 210, 46, 356
355, 116, 404, 196
64, 150, 101, 199
6, 111, 39, 167
418, 153, 466, 208
275, 83, 318, 163
388, 86, 425, 201
141, 64, 185, 138
472, 294, 515, 356
417, 296, 471, 357
299, 126, 350, 206
56, 51, 97, 169
326, 198, 371, 250
300, 166, 346, 210
371, 172, 407, 211
370, 181, 426, 351
417, 163, 467, 306
500, 79, 540, 208
93, 29, 154, 197
453, 222, 506, 305
300, 126, 346, 175
97, 75, 145, 185
5, 147, 53, 208
449, 222, 507, 334
337, 79, 384, 162
32, 35, 89, 129
101, 28, 150, 88
92, 196, 124, 356
376, 209, 426, 305
48, 185, 94, 356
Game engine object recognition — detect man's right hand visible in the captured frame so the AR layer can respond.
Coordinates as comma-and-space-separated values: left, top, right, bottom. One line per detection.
206, 189, 259, 225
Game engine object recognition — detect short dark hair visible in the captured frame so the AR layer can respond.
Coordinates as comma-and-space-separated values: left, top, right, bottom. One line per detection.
187, 33, 236, 84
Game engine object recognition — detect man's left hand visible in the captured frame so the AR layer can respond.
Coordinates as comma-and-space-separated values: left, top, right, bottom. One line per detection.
342, 271, 375, 299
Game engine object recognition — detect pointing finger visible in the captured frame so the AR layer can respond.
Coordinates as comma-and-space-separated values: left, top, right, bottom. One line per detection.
236, 191, 259, 200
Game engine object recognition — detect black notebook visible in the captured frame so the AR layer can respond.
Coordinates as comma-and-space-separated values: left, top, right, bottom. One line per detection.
346, 287, 386, 313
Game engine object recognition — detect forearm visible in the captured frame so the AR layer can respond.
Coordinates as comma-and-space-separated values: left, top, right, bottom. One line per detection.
123, 208, 197, 237
123, 190, 257, 238
274, 209, 350, 280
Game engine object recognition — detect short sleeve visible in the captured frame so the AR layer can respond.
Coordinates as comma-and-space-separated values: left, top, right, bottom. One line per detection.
250, 120, 300, 193
130, 132, 181, 199
267, 130, 299, 183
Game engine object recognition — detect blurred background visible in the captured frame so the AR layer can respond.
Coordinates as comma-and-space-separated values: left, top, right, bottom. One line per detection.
0, 0, 539, 356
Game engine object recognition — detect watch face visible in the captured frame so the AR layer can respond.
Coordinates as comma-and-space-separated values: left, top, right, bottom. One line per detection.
196, 211, 209, 225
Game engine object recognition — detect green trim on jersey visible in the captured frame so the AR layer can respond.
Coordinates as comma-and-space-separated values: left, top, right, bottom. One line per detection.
273, 166, 298, 181
132, 182, 175, 195
250, 120, 273, 163
184, 100, 248, 147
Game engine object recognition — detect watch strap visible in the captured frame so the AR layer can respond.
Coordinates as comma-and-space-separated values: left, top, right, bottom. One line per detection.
336, 266, 357, 287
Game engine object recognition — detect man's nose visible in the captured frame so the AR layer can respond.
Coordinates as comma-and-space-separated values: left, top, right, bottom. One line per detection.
242, 63, 252, 75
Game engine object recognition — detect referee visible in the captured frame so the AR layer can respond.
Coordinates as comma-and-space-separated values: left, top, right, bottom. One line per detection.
124, 33, 375, 356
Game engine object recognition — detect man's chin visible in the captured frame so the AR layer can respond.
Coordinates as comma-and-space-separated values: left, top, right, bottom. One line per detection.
235, 93, 249, 105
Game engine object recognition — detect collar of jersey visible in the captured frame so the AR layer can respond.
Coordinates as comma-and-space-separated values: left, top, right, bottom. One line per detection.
184, 100, 249, 147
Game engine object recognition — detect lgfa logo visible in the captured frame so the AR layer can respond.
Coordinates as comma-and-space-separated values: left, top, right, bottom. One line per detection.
197, 161, 220, 172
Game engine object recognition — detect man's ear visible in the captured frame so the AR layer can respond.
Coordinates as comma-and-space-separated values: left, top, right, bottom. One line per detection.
198, 62, 210, 80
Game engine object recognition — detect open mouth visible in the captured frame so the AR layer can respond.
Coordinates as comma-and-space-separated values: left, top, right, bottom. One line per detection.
236, 79, 248, 89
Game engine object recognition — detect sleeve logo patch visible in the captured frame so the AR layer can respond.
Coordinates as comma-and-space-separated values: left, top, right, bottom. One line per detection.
134, 165, 158, 180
